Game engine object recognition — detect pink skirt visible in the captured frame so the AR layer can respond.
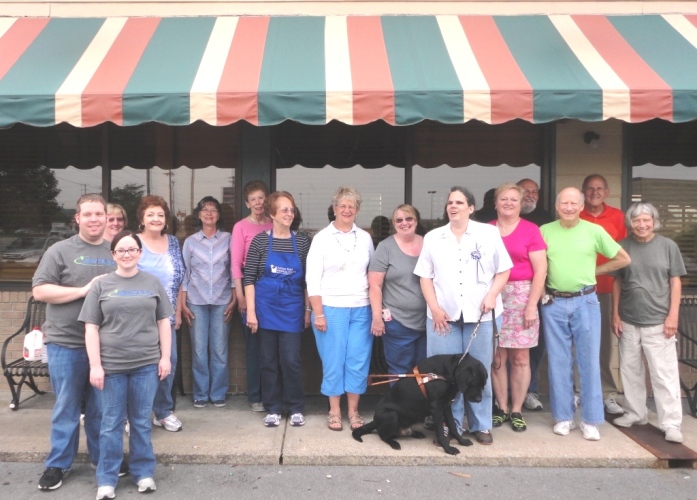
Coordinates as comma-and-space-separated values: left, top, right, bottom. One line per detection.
500, 280, 539, 349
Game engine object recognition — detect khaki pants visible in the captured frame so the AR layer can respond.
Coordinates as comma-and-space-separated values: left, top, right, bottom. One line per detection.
619, 322, 682, 431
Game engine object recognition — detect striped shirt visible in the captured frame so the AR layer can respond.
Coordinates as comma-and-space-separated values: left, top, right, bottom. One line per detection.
243, 232, 311, 287
182, 230, 233, 306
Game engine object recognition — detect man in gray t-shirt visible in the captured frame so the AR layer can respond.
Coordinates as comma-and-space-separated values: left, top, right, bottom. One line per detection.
32, 194, 116, 491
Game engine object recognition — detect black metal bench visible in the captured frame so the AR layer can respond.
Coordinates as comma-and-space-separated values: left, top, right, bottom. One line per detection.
1, 297, 48, 410
678, 297, 697, 417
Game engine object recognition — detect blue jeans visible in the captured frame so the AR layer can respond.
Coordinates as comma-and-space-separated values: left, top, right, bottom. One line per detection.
45, 343, 100, 470
427, 315, 498, 434
95, 364, 159, 487
541, 293, 604, 425
241, 313, 262, 404
152, 325, 177, 420
258, 328, 305, 414
189, 304, 229, 402
383, 319, 427, 377
312, 305, 372, 396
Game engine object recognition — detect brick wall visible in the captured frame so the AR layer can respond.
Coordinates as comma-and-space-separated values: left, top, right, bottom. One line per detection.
2, 290, 696, 402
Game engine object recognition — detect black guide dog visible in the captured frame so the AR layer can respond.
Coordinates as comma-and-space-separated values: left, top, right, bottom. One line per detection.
352, 353, 488, 455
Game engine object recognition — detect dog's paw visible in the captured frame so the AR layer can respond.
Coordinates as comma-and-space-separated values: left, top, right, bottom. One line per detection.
444, 446, 460, 455
387, 440, 402, 451
455, 436, 474, 447
411, 430, 426, 439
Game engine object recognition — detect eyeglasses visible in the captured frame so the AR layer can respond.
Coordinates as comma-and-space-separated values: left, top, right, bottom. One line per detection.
276, 207, 294, 215
113, 247, 141, 256
200, 208, 218, 213
395, 217, 415, 224
337, 204, 357, 211
107, 217, 124, 223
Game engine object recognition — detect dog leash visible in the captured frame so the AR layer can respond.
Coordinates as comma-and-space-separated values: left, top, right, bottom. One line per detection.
458, 309, 499, 365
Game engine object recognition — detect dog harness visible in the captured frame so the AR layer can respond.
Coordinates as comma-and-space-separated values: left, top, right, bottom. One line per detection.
367, 368, 446, 399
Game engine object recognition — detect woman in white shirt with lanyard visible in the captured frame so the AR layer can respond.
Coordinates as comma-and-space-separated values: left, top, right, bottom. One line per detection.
414, 186, 512, 445
306, 186, 374, 432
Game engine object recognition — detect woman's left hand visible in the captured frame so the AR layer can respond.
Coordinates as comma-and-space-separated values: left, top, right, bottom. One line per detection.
523, 304, 538, 329
181, 303, 194, 327
480, 294, 497, 315
89, 365, 105, 391
664, 315, 678, 338
224, 297, 236, 324
174, 313, 182, 330
158, 357, 172, 381
304, 310, 311, 329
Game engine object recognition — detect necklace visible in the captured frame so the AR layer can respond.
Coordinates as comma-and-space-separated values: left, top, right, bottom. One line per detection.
248, 214, 267, 225
497, 218, 520, 235
333, 231, 357, 271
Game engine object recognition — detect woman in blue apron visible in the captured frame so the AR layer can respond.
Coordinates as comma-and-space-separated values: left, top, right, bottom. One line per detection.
243, 192, 311, 427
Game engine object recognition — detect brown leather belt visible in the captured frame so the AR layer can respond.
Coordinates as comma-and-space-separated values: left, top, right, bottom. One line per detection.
547, 285, 596, 298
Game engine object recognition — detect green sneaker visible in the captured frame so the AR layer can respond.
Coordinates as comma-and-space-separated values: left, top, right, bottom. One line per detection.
510, 412, 527, 432
492, 407, 509, 428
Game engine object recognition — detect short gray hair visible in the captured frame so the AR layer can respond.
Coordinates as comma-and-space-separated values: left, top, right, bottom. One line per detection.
625, 202, 661, 231
332, 186, 362, 210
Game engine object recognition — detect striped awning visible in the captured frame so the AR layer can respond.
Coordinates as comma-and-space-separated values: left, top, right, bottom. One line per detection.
2, 15, 697, 128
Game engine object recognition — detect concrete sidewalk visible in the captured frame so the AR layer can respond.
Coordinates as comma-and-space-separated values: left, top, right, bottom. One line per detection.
0, 392, 694, 468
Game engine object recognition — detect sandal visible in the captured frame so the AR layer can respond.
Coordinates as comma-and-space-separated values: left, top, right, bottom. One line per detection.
348, 413, 364, 431
327, 412, 343, 431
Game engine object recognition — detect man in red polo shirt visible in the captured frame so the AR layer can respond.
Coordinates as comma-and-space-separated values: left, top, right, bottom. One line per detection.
580, 174, 627, 415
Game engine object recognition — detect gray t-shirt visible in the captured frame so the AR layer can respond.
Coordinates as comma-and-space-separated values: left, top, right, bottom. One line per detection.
32, 235, 116, 348
368, 236, 427, 331
79, 270, 173, 374
612, 234, 686, 326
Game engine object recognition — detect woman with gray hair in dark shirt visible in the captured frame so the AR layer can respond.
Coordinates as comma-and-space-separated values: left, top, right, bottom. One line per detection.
611, 202, 686, 443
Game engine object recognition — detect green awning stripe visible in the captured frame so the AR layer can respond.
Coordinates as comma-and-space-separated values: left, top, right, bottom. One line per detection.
123, 17, 216, 126
257, 17, 326, 126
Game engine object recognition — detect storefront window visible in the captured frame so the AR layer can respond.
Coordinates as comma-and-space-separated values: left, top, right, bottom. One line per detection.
276, 164, 404, 241
0, 164, 235, 282
412, 164, 543, 230
0, 166, 102, 282
632, 164, 697, 288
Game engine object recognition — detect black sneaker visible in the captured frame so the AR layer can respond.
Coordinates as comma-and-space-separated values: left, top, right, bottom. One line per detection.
119, 462, 130, 477
423, 415, 434, 430
492, 407, 509, 428
38, 467, 70, 490
510, 412, 527, 432
193, 400, 207, 408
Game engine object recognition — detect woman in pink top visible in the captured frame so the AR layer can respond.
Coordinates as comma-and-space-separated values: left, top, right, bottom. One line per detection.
231, 180, 273, 411
489, 183, 547, 432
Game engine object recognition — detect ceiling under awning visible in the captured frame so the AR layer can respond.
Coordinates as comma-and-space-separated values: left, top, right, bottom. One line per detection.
2, 14, 697, 128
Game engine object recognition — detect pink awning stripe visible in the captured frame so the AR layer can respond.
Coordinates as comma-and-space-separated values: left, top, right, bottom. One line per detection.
216, 16, 269, 126
458, 16, 533, 124
572, 15, 672, 122
81, 17, 160, 126
347, 17, 394, 125
0, 18, 49, 80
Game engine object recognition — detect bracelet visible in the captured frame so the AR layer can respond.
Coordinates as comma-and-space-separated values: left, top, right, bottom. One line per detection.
315, 314, 325, 319
305, 307, 312, 311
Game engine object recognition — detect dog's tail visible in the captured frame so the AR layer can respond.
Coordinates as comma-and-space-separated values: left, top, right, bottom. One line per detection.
351, 420, 377, 442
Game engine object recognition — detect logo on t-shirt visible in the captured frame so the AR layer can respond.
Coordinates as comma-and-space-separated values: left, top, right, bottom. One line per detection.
107, 289, 155, 298
74, 255, 116, 266
270, 264, 296, 276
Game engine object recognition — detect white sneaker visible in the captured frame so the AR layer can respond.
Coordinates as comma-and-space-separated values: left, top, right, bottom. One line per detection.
137, 478, 156, 493
96, 485, 115, 499
604, 397, 624, 415
124, 419, 130, 436
580, 422, 600, 441
289, 413, 305, 426
665, 428, 684, 443
523, 392, 543, 411
264, 413, 282, 427
153, 413, 182, 432
553, 420, 576, 436
613, 414, 647, 428
573, 394, 581, 410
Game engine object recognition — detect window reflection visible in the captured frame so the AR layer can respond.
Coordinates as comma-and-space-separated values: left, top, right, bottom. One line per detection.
632, 164, 697, 288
